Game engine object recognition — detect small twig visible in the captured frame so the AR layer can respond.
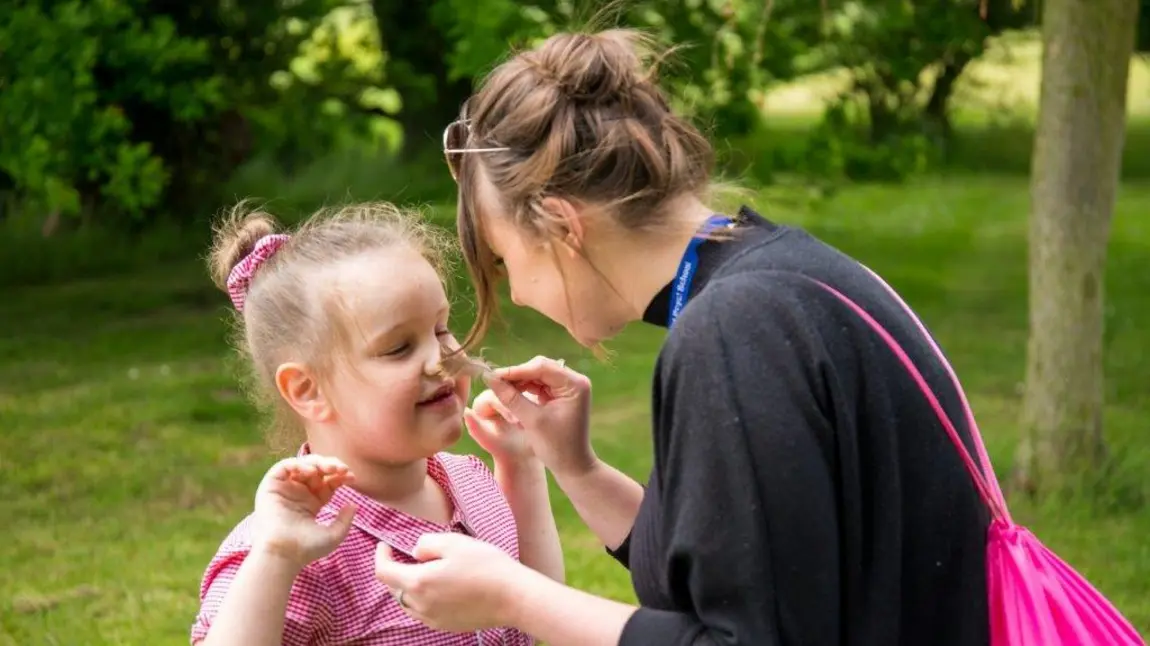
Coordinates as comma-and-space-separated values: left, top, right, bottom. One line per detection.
752, 0, 776, 69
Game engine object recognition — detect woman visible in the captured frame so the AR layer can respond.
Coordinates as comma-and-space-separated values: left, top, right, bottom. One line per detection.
373, 28, 990, 646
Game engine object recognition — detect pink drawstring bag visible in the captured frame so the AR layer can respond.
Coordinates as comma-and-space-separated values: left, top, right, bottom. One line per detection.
811, 269, 1145, 646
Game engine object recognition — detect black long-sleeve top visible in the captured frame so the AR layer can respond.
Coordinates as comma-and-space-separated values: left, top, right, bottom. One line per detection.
610, 206, 990, 646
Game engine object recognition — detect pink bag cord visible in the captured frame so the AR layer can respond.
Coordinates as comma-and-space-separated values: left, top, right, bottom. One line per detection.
805, 268, 1145, 645
810, 272, 1011, 523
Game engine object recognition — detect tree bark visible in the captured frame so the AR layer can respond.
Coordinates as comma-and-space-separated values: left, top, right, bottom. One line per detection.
1017, 0, 1140, 495
923, 54, 972, 141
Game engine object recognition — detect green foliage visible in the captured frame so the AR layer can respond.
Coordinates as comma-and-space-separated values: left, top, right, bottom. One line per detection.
801, 97, 935, 182
636, 0, 824, 138
0, 0, 401, 225
797, 0, 1032, 181
0, 1, 221, 218
433, 0, 565, 81
2, 0, 1140, 234
429, 0, 824, 139
1138, 0, 1150, 52
252, 4, 404, 171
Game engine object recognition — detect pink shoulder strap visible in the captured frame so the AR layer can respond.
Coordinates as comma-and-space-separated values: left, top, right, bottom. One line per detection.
811, 269, 1012, 525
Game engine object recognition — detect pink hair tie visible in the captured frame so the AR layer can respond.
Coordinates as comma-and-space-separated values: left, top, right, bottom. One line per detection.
226, 234, 290, 312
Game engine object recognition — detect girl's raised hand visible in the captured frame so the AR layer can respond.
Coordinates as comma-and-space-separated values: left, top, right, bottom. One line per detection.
464, 389, 536, 465
250, 455, 358, 569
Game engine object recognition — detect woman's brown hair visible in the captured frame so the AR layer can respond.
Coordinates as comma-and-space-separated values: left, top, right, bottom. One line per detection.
454, 28, 716, 351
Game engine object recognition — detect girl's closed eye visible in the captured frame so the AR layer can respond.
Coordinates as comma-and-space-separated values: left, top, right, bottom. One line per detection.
381, 342, 410, 357
380, 328, 451, 357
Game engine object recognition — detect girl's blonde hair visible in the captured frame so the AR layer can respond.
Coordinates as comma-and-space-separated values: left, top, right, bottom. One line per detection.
207, 201, 456, 450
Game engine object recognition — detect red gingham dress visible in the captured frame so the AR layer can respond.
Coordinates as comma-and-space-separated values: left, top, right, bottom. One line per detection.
191, 446, 533, 645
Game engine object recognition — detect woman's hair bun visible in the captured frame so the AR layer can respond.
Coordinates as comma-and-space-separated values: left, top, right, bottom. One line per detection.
208, 202, 280, 292
529, 29, 653, 104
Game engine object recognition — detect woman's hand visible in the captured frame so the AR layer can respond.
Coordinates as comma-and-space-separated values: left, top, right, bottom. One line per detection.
483, 356, 597, 479
250, 455, 358, 569
464, 389, 535, 465
374, 532, 639, 646
373, 533, 529, 632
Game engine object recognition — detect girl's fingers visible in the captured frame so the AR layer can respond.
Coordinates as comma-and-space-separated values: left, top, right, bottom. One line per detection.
269, 455, 352, 498
471, 390, 519, 425
315, 455, 349, 474
298, 454, 329, 471
463, 409, 495, 443
322, 471, 355, 491
269, 460, 294, 480
286, 461, 328, 496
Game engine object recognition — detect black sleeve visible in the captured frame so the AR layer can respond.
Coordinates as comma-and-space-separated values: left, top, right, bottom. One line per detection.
605, 531, 633, 569
619, 273, 844, 646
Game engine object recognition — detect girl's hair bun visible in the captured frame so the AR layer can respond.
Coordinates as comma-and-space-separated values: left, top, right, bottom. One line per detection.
208, 202, 280, 292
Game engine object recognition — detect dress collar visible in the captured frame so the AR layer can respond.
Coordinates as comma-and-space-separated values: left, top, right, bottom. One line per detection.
297, 443, 471, 557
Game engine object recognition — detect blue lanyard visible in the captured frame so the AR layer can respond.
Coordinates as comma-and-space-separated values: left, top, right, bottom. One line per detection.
667, 214, 733, 329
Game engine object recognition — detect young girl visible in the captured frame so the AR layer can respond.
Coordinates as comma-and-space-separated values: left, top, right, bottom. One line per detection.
190, 202, 563, 645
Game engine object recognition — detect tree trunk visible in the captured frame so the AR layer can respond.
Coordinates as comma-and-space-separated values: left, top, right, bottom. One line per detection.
1016, 0, 1140, 495
923, 54, 973, 141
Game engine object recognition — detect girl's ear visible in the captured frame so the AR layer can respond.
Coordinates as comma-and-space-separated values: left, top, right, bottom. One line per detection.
275, 362, 335, 423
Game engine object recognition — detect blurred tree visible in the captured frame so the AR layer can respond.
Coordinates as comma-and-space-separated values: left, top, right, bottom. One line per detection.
800, 0, 1034, 181
254, 2, 404, 172
422, 0, 824, 141
923, 0, 1035, 137
0, 0, 385, 226
1017, 0, 1140, 496
371, 0, 476, 154
0, 1, 217, 224
1138, 0, 1150, 50
632, 0, 825, 139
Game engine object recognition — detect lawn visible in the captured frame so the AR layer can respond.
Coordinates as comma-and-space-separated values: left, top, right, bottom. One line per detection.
3, 32, 1149, 645
3, 175, 1149, 644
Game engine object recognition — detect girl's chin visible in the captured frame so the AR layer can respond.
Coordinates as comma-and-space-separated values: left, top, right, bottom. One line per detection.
443, 420, 464, 444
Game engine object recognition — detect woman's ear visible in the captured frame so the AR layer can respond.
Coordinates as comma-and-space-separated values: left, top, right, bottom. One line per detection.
538, 196, 585, 257
275, 362, 335, 423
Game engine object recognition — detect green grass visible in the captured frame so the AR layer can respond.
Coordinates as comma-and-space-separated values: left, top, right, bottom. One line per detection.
2, 177, 1149, 644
